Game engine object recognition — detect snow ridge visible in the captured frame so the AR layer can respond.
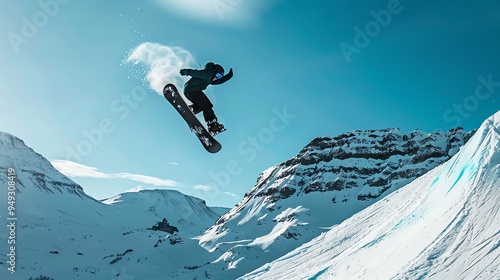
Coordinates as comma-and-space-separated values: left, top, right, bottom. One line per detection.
194, 126, 474, 279
0, 132, 89, 199
243, 111, 500, 279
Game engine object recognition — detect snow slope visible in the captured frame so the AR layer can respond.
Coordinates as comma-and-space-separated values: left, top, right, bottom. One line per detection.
0, 117, 489, 279
0, 132, 226, 279
193, 127, 473, 279
243, 111, 500, 279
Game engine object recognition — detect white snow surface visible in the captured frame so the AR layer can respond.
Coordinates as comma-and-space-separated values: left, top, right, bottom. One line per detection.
0, 132, 225, 279
243, 111, 500, 279
0, 110, 497, 279
194, 125, 473, 279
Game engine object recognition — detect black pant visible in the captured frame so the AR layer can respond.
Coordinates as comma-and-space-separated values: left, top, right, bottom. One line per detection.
185, 91, 216, 122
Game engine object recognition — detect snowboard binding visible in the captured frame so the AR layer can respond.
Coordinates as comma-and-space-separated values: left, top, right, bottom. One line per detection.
208, 120, 226, 136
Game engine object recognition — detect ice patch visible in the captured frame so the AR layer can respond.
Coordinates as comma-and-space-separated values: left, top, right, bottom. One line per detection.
448, 166, 467, 193
308, 267, 328, 280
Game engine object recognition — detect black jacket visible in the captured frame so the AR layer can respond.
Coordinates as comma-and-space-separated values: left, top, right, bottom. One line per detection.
182, 62, 232, 93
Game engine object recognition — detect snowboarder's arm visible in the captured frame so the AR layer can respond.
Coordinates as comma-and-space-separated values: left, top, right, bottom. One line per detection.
212, 68, 233, 85
180, 68, 212, 80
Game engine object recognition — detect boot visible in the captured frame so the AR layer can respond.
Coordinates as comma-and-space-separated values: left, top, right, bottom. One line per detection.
207, 118, 225, 134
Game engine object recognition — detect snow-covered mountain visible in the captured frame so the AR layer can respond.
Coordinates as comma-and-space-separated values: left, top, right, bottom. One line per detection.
191, 127, 474, 278
2, 110, 497, 280
244, 111, 500, 279
0, 132, 226, 279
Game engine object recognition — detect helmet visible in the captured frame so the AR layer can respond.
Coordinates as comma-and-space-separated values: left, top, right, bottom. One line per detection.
213, 64, 225, 76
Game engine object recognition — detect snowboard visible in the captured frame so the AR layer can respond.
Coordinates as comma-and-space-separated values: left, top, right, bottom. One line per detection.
163, 83, 222, 153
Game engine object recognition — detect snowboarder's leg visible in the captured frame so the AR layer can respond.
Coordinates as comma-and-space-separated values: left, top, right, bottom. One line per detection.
185, 91, 217, 122
164, 84, 222, 152
184, 91, 204, 115
184, 91, 225, 134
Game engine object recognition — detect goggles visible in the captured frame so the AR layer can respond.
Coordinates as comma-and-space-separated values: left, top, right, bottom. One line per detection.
215, 73, 223, 79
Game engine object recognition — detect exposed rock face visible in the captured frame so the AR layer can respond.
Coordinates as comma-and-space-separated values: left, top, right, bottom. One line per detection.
246, 127, 475, 203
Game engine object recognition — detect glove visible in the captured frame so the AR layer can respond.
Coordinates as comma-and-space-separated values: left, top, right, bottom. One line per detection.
180, 69, 190, 76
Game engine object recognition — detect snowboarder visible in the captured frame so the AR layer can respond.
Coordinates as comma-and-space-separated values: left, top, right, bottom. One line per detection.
179, 62, 233, 134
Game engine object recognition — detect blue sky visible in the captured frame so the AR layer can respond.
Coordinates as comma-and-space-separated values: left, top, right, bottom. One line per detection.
1, 0, 499, 207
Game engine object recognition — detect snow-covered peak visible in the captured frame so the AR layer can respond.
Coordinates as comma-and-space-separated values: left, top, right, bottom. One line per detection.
103, 188, 203, 205
101, 189, 222, 236
0, 131, 90, 200
0, 132, 57, 172
244, 110, 500, 279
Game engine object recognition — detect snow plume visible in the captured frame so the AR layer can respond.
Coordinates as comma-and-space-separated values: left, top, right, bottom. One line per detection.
126, 42, 195, 95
